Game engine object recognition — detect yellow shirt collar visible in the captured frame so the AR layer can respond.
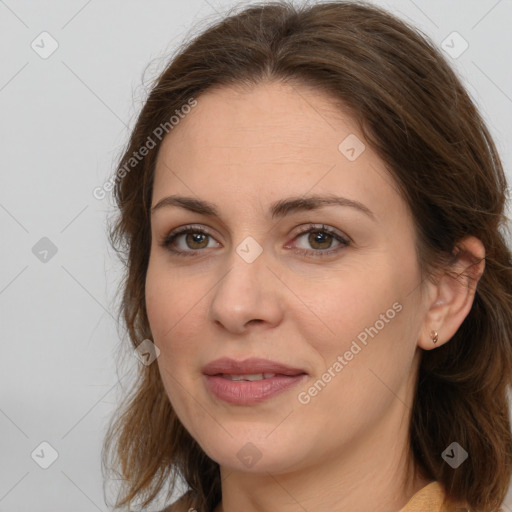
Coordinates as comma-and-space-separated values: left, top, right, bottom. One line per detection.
399, 481, 469, 512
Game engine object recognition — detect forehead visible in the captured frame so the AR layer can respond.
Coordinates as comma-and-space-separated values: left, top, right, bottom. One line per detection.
158, 81, 355, 162
152, 81, 406, 227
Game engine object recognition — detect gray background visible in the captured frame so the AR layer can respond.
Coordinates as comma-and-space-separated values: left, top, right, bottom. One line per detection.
1, 0, 511, 510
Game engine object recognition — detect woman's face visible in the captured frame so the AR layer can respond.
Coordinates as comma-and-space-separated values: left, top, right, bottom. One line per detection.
145, 81, 428, 474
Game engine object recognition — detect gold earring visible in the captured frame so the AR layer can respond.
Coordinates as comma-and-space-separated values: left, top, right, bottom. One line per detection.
431, 330, 439, 344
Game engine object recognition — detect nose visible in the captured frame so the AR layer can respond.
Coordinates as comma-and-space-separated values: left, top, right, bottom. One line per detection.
208, 248, 285, 335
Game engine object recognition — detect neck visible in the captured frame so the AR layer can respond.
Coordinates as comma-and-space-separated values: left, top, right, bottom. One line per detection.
213, 398, 432, 512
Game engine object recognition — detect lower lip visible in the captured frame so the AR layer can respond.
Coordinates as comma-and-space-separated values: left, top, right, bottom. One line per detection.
204, 374, 307, 405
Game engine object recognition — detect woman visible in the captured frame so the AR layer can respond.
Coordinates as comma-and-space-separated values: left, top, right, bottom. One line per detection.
102, 1, 512, 511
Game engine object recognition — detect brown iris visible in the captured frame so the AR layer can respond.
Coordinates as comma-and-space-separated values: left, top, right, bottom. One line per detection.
307, 231, 333, 250
186, 232, 209, 249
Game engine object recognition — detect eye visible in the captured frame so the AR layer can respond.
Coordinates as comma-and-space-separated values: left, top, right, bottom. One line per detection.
287, 224, 350, 258
159, 223, 351, 258
160, 224, 220, 256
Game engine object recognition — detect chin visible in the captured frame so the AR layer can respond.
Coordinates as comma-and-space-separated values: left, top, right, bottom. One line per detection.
193, 428, 310, 474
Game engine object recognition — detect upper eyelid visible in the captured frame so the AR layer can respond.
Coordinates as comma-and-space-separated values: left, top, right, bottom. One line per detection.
294, 224, 351, 242
166, 224, 219, 241
165, 223, 346, 238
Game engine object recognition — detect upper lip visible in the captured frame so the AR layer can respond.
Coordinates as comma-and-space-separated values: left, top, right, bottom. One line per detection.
202, 357, 307, 376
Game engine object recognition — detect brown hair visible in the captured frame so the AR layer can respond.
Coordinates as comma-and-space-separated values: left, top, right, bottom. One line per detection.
102, 1, 512, 511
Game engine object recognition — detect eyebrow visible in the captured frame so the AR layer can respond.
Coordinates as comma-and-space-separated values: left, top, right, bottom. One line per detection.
150, 194, 375, 220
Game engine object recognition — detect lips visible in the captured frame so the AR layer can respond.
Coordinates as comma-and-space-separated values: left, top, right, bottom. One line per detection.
202, 358, 308, 404
201, 357, 307, 377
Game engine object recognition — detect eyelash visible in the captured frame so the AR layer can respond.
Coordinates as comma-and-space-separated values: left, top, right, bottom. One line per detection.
159, 223, 351, 258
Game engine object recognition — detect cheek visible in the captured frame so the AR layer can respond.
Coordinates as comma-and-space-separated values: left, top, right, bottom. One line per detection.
145, 256, 218, 393
145, 262, 206, 429
146, 253, 198, 336
294, 270, 418, 437
145, 260, 196, 359
304, 267, 401, 353
303, 257, 420, 402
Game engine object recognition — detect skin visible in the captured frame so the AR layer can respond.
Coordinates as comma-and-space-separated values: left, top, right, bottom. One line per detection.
145, 80, 485, 512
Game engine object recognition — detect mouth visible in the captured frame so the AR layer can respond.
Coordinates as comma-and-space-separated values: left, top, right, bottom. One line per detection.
202, 358, 308, 405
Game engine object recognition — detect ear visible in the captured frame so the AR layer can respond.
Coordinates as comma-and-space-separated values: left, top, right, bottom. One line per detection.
418, 236, 486, 350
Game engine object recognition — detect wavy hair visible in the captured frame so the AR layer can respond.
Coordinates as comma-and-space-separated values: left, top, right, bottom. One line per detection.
101, 1, 512, 511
